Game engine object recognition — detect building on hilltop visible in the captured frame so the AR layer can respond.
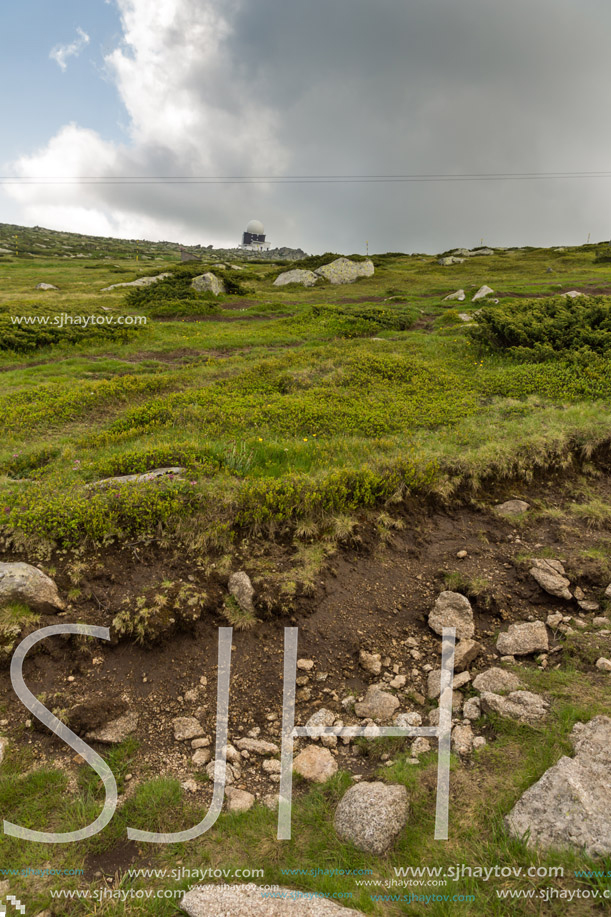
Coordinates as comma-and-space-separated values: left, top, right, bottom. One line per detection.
239, 219, 271, 252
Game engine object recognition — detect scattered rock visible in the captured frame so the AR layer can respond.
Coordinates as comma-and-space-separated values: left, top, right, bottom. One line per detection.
101, 273, 171, 292
452, 724, 474, 755
546, 612, 564, 628
438, 256, 465, 265
225, 787, 255, 813
496, 621, 549, 656
443, 289, 466, 301
494, 500, 530, 516
411, 737, 431, 757
0, 561, 65, 614
454, 639, 482, 671
173, 717, 205, 741
35, 282, 59, 291
86, 712, 138, 744
480, 690, 549, 724
354, 685, 399, 722
205, 761, 235, 785
359, 649, 382, 676
462, 697, 481, 721
180, 883, 362, 916
191, 273, 225, 295
563, 290, 584, 299
228, 571, 255, 614
235, 737, 279, 756
0, 737, 8, 764
506, 716, 611, 856
394, 712, 422, 728
593, 617, 609, 628
605, 584, 611, 599
529, 559, 572, 601
192, 748, 212, 767
314, 258, 375, 284
293, 745, 338, 783
473, 667, 523, 694
274, 269, 319, 287
472, 285, 494, 301
86, 467, 184, 489
428, 591, 475, 641
305, 708, 335, 738
334, 782, 408, 855
595, 658, 611, 672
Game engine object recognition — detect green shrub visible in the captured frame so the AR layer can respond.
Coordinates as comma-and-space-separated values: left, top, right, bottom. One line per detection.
469, 295, 611, 360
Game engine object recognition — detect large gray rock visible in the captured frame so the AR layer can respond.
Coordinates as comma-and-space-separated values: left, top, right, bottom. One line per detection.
428, 591, 475, 641
293, 745, 337, 783
529, 559, 572, 601
480, 690, 549, 724
354, 685, 399, 722
180, 883, 362, 916
101, 272, 171, 292
496, 622, 548, 656
472, 667, 523, 694
438, 257, 465, 265
0, 562, 65, 614
273, 269, 319, 288
506, 717, 611, 856
472, 285, 494, 302
314, 258, 374, 284
86, 467, 184, 489
86, 712, 138, 744
35, 283, 59, 291
191, 273, 225, 295
228, 571, 255, 614
334, 782, 408, 855
443, 289, 466, 301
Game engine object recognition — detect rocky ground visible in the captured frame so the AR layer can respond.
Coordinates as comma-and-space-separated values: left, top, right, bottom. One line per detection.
1, 467, 610, 883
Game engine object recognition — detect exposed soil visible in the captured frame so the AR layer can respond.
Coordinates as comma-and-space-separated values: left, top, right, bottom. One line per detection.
1, 468, 610, 879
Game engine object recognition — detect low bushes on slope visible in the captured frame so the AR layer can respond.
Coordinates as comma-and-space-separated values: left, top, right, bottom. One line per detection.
470, 295, 611, 361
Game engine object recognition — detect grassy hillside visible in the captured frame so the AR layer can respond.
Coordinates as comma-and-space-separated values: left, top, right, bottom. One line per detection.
1, 233, 611, 561
1, 227, 611, 915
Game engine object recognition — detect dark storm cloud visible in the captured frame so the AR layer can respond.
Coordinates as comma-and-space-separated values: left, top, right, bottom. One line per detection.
7, 0, 611, 251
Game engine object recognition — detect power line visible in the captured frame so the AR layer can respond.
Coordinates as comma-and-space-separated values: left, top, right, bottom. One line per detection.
2, 170, 611, 185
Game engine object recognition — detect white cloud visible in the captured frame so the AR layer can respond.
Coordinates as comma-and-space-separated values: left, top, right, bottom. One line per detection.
9, 0, 611, 252
50, 27, 91, 72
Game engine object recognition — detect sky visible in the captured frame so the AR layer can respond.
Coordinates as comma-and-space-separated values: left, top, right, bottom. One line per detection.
1, 0, 611, 254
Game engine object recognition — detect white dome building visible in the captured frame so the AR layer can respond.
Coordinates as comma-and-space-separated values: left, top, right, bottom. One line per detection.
239, 219, 270, 251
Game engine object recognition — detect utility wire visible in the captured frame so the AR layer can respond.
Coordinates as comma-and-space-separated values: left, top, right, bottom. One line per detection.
2, 170, 611, 185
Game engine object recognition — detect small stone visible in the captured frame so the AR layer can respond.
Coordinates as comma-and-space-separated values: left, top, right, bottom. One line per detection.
394, 712, 422, 728
529, 560, 572, 601
359, 650, 382, 676
389, 674, 406, 689
293, 745, 337, 783
354, 686, 400, 722
496, 622, 549, 656
428, 591, 475, 641
297, 658, 314, 671
191, 737, 211, 749
452, 724, 474, 755
228, 571, 255, 614
86, 712, 138, 744
225, 787, 255, 813
262, 759, 281, 774
172, 717, 205, 741
472, 284, 494, 301
192, 748, 211, 766
480, 690, 549, 724
546, 613, 564, 628
593, 617, 609, 627
473, 667, 522, 694
462, 697, 481, 721
235, 737, 279, 756
453, 639, 482, 672
411, 738, 431, 757
494, 500, 530, 516
472, 736, 487, 750
595, 658, 611, 672
456, 550, 468, 559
